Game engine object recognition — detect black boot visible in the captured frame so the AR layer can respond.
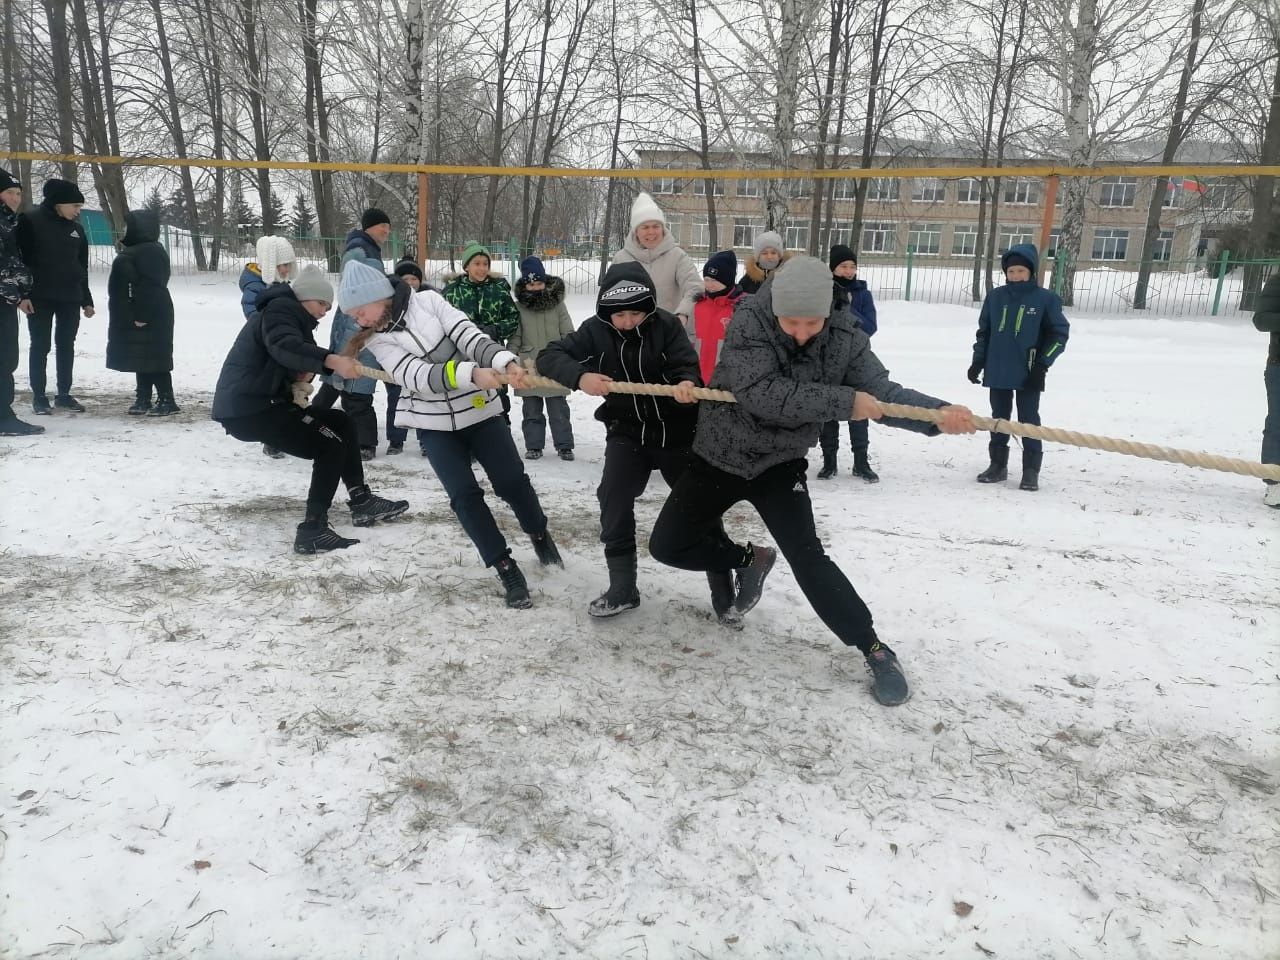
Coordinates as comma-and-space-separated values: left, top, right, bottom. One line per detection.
852, 451, 880, 483
32, 395, 51, 415
294, 513, 360, 554
706, 570, 739, 629
127, 397, 151, 416
495, 554, 532, 608
531, 529, 563, 567
588, 551, 640, 618
976, 445, 1009, 483
348, 485, 410, 526
263, 444, 286, 459
1020, 450, 1042, 492
148, 395, 181, 417
722, 543, 777, 626
817, 450, 837, 479
0, 416, 45, 436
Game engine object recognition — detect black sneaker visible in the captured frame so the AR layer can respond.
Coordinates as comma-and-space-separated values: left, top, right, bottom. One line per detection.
0, 416, 45, 436
721, 544, 777, 626
148, 398, 181, 417
263, 444, 286, 459
53, 394, 85, 412
32, 395, 51, 415
294, 516, 360, 554
525, 448, 543, 460
531, 530, 563, 567
387, 442, 404, 456
865, 643, 910, 706
557, 449, 575, 461
348, 489, 409, 527
127, 400, 151, 416
495, 555, 532, 608
420, 447, 430, 457
706, 570, 740, 630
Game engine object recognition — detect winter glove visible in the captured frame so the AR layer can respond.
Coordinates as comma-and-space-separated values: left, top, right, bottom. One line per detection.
966, 362, 983, 385
1024, 363, 1048, 392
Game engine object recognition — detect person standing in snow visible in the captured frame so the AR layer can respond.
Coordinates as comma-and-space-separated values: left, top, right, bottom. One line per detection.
610, 192, 701, 332
737, 230, 788, 296
818, 246, 880, 482
508, 255, 575, 461
106, 210, 179, 417
648, 256, 976, 706
967, 243, 1070, 492
16, 179, 94, 414
1253, 270, 1280, 509
538, 262, 703, 618
239, 235, 297, 459
0, 168, 40, 437
340, 260, 562, 610
691, 249, 742, 386
442, 242, 522, 429
212, 264, 409, 554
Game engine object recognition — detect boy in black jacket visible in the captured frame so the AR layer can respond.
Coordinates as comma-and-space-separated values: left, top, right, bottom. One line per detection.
537, 262, 703, 617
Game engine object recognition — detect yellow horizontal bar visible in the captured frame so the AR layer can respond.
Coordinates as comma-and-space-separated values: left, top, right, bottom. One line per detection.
2, 150, 1276, 180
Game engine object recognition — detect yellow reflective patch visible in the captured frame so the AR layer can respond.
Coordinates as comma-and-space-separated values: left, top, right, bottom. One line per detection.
471, 395, 487, 409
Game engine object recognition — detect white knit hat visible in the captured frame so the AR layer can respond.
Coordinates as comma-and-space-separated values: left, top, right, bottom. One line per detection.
256, 235, 297, 281
338, 259, 394, 312
629, 192, 667, 233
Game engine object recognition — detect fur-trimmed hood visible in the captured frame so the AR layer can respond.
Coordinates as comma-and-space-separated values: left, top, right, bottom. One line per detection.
514, 275, 566, 310
742, 251, 792, 284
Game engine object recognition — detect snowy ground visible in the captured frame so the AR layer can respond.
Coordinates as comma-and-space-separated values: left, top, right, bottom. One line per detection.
1, 278, 1277, 959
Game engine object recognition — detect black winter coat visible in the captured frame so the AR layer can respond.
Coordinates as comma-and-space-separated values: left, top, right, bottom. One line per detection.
537, 261, 702, 448
106, 211, 174, 372
1252, 272, 1280, 364
16, 201, 92, 306
211, 284, 332, 421
0, 203, 32, 305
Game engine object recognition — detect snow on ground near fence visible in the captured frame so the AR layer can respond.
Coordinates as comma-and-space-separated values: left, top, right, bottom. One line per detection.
1, 277, 1277, 959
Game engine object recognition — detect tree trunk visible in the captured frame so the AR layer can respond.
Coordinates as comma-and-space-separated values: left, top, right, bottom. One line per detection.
1240, 50, 1280, 310
149, 0, 207, 270
767, 0, 810, 232
238, 0, 274, 234
520, 0, 553, 253
850, 0, 890, 244
41, 0, 78, 180
969, 0, 1010, 300
300, 0, 338, 269
689, 0, 719, 251
404, 0, 425, 255
2, 0, 32, 191
481, 0, 515, 240
1133, 0, 1205, 309
1056, 0, 1101, 307
198, 0, 227, 269
821, 9, 855, 249
808, 0, 845, 256
69, 0, 127, 229
600, 0, 626, 283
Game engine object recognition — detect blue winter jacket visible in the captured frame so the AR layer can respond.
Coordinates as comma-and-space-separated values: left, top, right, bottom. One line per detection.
326, 251, 385, 394
341, 229, 382, 266
834, 277, 877, 336
238, 263, 269, 320
971, 244, 1069, 390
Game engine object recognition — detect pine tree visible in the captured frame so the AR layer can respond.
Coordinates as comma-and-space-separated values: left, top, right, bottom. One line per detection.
232, 193, 260, 244
164, 189, 193, 230
144, 186, 165, 217
291, 193, 315, 240
266, 189, 288, 236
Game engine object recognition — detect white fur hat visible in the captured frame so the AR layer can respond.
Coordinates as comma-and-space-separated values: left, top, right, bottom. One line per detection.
256, 235, 297, 281
629, 192, 667, 233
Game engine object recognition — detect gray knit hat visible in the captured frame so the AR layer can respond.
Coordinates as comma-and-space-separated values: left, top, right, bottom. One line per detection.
338, 259, 394, 311
292, 264, 334, 305
753, 230, 784, 259
770, 256, 833, 317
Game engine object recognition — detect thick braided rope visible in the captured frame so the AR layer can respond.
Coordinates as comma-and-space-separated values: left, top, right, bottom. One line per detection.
353, 363, 1280, 482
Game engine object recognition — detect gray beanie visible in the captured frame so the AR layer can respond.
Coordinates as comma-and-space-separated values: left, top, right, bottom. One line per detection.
338, 259, 394, 311
753, 230, 784, 259
770, 256, 833, 317
292, 264, 334, 305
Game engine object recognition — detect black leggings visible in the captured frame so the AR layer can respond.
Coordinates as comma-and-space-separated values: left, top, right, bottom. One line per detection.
220, 404, 366, 517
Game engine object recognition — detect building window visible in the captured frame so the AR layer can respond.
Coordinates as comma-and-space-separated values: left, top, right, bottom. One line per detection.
653, 176, 678, 195
998, 226, 1035, 252
952, 224, 978, 256
1002, 178, 1039, 205
692, 177, 725, 197
737, 178, 763, 198
1046, 229, 1061, 258
733, 218, 763, 248
832, 178, 858, 201
785, 218, 810, 251
789, 179, 811, 199
907, 222, 941, 255
912, 178, 945, 203
957, 178, 981, 204
1091, 228, 1129, 261
1099, 176, 1137, 208
1163, 182, 1180, 208
861, 220, 896, 253
1152, 229, 1174, 261
690, 219, 712, 249
866, 178, 900, 202
827, 219, 855, 245
665, 216, 683, 245
1202, 178, 1236, 209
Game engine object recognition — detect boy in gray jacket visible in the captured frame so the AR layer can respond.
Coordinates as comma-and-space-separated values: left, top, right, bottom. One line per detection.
648, 256, 975, 706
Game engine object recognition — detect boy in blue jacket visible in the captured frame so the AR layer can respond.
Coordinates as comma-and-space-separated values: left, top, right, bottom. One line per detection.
819, 245, 879, 481
968, 243, 1069, 491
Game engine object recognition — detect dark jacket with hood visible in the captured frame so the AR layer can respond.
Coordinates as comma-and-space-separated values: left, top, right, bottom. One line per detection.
1253, 272, 1280, 364
107, 210, 174, 372
833, 276, 877, 336
212, 284, 332, 421
341, 229, 383, 267
537, 261, 701, 448
509, 276, 574, 398
0, 201, 32, 306
694, 276, 948, 480
971, 243, 1070, 390
16, 200, 92, 306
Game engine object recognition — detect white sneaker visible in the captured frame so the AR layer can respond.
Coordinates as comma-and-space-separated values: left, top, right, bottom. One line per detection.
1265, 484, 1280, 509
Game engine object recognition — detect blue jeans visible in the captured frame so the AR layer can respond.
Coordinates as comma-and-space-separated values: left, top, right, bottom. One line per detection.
1264, 363, 1280, 484
989, 388, 1042, 458
418, 416, 548, 566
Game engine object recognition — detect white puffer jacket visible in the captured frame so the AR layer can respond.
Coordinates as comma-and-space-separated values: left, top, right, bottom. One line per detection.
366, 288, 517, 433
